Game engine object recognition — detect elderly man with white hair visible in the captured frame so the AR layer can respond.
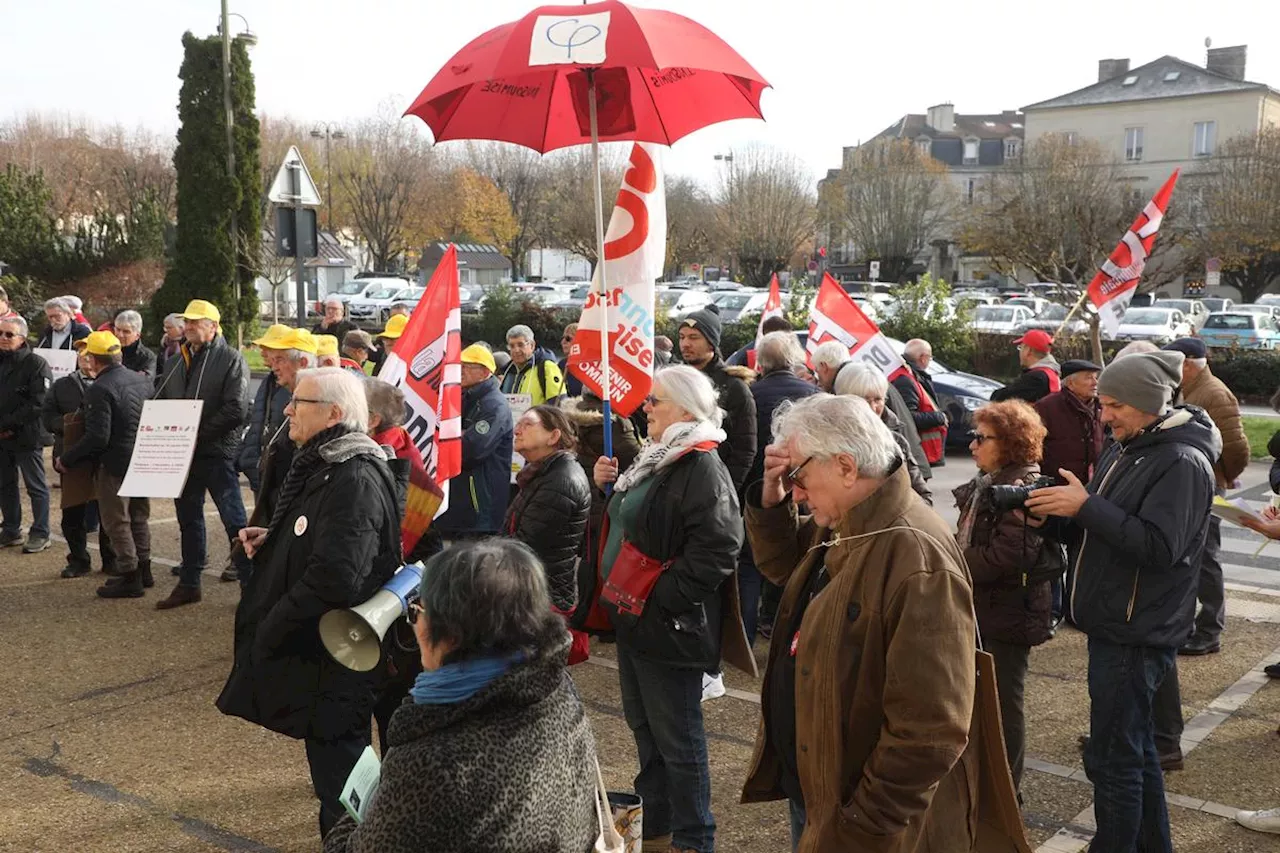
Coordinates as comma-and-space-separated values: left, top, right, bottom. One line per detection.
218, 367, 402, 842
310, 295, 358, 341
0, 315, 54, 553
742, 393, 978, 852
500, 323, 565, 405
834, 363, 932, 504
890, 338, 949, 466
36, 297, 90, 350
112, 309, 157, 379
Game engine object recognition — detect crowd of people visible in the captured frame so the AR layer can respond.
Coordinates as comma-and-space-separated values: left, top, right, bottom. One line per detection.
5, 279, 1280, 851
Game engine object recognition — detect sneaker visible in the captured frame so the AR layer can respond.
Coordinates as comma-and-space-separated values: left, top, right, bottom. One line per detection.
22, 536, 50, 554
701, 672, 726, 703
0, 531, 24, 548
1237, 807, 1280, 834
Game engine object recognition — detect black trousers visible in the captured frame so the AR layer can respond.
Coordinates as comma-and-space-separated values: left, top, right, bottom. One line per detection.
305, 730, 369, 840
61, 501, 115, 571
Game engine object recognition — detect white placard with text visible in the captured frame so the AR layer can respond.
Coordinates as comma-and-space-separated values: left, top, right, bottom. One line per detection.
117, 400, 204, 498
34, 348, 78, 382
506, 393, 533, 483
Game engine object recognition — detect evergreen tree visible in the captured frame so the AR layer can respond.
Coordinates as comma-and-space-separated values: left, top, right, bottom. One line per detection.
152, 32, 261, 340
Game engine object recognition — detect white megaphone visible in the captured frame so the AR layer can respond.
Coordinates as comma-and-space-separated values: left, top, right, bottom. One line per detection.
320, 562, 424, 672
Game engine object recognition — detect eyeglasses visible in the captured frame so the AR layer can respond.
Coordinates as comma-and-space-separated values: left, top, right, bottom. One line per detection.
783, 456, 815, 490
288, 396, 329, 407
0, 331, 20, 339
644, 395, 667, 406
562, 336, 574, 343
969, 432, 996, 445
406, 602, 424, 624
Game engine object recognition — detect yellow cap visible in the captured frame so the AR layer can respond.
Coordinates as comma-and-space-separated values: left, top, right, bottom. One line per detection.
180, 299, 221, 322
460, 344, 497, 374
274, 328, 319, 354
253, 324, 291, 348
74, 331, 122, 356
380, 314, 409, 339
315, 334, 340, 357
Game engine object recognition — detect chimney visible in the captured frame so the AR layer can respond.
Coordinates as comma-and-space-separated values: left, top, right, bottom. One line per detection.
1206, 45, 1247, 81
926, 103, 955, 134
1098, 58, 1130, 82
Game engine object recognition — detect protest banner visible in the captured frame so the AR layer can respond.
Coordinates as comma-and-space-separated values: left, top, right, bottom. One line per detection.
117, 400, 203, 498
807, 273, 906, 377
506, 393, 532, 482
34, 348, 78, 382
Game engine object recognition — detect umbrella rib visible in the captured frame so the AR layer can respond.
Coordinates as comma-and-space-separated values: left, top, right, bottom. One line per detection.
644, 70, 673, 146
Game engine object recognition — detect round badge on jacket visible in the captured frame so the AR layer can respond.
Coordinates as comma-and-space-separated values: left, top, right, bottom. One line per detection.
476, 420, 490, 435
294, 515, 308, 536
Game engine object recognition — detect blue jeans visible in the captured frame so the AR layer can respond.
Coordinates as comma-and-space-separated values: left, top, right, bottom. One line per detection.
616, 643, 715, 852
789, 798, 806, 852
0, 448, 50, 538
174, 455, 249, 588
738, 540, 762, 647
1084, 638, 1175, 853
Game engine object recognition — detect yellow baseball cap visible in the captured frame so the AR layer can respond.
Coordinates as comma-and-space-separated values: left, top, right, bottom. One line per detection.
276, 328, 319, 354
180, 299, 221, 322
380, 314, 409, 339
253, 324, 291, 348
315, 334, 340, 358
460, 344, 497, 374
74, 331, 122, 356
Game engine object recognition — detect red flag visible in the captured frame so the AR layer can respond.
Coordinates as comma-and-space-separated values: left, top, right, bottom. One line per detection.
1088, 170, 1179, 337
376, 245, 463, 530
748, 274, 784, 370
806, 273, 906, 377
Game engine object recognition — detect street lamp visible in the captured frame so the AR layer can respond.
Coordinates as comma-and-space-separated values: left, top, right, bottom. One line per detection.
310, 123, 346, 233
714, 153, 735, 281
217, 4, 256, 345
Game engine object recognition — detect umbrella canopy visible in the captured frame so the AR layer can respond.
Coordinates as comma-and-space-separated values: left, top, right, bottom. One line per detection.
404, 0, 770, 153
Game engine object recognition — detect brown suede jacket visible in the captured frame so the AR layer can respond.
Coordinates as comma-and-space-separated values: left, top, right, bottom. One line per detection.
1181, 366, 1248, 489
743, 465, 979, 853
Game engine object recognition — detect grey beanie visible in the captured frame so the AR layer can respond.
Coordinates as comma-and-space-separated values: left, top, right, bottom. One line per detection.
1097, 351, 1184, 414
681, 306, 722, 352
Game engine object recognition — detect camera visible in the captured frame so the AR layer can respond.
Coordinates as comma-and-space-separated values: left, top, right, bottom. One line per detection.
988, 475, 1057, 512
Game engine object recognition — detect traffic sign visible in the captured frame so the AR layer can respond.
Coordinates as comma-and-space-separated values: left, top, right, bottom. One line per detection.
1206, 270, 1221, 288
807, 260, 818, 272
691, 263, 701, 271
267, 146, 323, 206
869, 260, 880, 281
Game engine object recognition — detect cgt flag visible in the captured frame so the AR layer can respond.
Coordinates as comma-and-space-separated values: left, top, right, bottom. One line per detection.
807, 273, 907, 378
569, 142, 667, 417
1088, 169, 1179, 338
747, 273, 784, 369
376, 245, 462, 538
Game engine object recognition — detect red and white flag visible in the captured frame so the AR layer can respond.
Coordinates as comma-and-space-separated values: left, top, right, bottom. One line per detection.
807, 273, 906, 377
748, 274, 785, 370
1088, 170, 1179, 338
376, 244, 462, 523
569, 143, 666, 417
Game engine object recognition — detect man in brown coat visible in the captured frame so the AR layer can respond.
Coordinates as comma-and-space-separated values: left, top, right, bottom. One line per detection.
743, 393, 980, 853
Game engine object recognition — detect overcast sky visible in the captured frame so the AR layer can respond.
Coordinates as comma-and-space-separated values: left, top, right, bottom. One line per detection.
3, 0, 1278, 183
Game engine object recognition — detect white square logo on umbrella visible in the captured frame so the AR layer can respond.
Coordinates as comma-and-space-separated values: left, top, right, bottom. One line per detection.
529, 12, 611, 66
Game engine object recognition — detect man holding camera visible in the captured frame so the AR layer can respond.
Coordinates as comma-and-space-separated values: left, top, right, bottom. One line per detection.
1026, 351, 1217, 853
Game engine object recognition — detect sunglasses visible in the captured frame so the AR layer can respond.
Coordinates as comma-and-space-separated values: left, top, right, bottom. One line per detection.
969, 432, 996, 445
0, 330, 20, 339
407, 601, 424, 624
783, 456, 814, 490
562, 336, 574, 343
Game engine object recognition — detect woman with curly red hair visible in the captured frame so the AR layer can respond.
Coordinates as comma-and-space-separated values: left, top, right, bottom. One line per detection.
953, 399, 1062, 803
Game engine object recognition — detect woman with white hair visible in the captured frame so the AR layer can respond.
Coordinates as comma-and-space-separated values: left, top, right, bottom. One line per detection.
834, 363, 932, 505
217, 367, 403, 841
591, 364, 751, 853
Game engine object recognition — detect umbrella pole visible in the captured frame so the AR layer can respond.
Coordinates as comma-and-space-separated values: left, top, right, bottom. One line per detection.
588, 70, 614, 463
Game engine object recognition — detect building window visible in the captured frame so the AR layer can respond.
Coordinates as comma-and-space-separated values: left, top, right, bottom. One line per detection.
1062, 131, 1078, 146
1123, 75, 1139, 86
1194, 121, 1217, 157
916, 137, 931, 156
963, 139, 979, 165
1125, 127, 1144, 161
967, 179, 976, 205
1004, 139, 1020, 160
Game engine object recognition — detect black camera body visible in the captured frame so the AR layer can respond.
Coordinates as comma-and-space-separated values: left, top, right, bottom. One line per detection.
988, 475, 1057, 512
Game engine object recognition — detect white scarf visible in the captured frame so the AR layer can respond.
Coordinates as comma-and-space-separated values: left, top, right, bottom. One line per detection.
614, 420, 726, 493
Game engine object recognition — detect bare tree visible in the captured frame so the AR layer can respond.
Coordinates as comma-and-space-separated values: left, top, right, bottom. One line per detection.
665, 176, 715, 277
829, 139, 955, 283
541, 146, 626, 271
466, 142, 552, 278
713, 144, 816, 287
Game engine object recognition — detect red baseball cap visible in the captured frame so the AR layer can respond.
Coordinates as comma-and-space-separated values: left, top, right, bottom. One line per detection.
1012, 329, 1053, 352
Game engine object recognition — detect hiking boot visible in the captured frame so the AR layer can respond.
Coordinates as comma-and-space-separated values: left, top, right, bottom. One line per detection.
21, 536, 50, 554
97, 573, 144, 599
60, 564, 91, 579
0, 531, 24, 548
1160, 751, 1184, 772
138, 560, 154, 589
155, 584, 202, 610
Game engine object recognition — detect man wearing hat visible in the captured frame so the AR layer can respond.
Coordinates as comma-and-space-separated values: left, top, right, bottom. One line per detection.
155, 299, 251, 609
991, 329, 1061, 404
58, 332, 153, 599
236, 326, 316, 505
435, 344, 514, 540
1027, 351, 1218, 851
1162, 337, 1248, 656
368, 313, 408, 375
340, 330, 375, 375
315, 334, 341, 368
678, 306, 757, 493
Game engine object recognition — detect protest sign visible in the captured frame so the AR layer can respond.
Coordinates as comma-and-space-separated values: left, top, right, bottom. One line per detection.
117, 400, 203, 498
35, 348, 78, 382
507, 393, 533, 482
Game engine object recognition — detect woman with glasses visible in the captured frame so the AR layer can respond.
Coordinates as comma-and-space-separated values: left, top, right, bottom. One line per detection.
557, 322, 585, 397
322, 539, 602, 853
953, 399, 1058, 802
590, 364, 750, 853
833, 363, 932, 505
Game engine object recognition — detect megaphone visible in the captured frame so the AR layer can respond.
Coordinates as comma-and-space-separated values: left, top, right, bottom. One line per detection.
320, 562, 424, 671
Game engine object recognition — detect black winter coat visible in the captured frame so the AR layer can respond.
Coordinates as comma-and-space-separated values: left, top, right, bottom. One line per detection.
890, 364, 947, 432
216, 434, 402, 740
121, 340, 157, 380
505, 451, 591, 613
700, 358, 757, 493
41, 372, 89, 458
155, 335, 250, 460
60, 364, 150, 476
436, 377, 514, 536
603, 449, 744, 670
885, 380, 932, 478
36, 321, 90, 349
749, 368, 818, 487
0, 346, 52, 452
883, 408, 932, 505
311, 318, 359, 341
991, 356, 1061, 404
322, 636, 598, 853
236, 373, 289, 482
953, 463, 1054, 646
1070, 406, 1217, 647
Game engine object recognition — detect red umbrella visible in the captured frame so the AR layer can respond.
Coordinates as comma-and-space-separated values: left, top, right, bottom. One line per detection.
404, 0, 769, 153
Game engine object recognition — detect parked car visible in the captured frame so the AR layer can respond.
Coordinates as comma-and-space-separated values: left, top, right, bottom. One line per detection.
972, 305, 1035, 334
952, 293, 1003, 312
1004, 296, 1051, 316
1107, 307, 1193, 345
1014, 303, 1089, 336
326, 277, 408, 307
711, 289, 787, 324
348, 285, 425, 326
1232, 303, 1280, 320
656, 287, 714, 319
1153, 299, 1209, 331
1200, 297, 1235, 313
1257, 294, 1280, 307
1195, 312, 1280, 350
553, 284, 595, 312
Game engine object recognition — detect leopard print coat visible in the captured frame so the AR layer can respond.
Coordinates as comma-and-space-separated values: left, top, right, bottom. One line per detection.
323, 637, 599, 853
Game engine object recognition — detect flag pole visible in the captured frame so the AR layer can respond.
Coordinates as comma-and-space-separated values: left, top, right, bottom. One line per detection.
587, 70, 614, 462
1054, 287, 1091, 338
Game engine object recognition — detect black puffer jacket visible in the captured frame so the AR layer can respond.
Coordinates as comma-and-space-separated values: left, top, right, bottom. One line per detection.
602, 448, 744, 671
700, 359, 758, 493
41, 371, 89, 458
0, 345, 52, 452
121, 339, 158, 380
749, 368, 818, 487
216, 432, 401, 740
505, 451, 591, 613
883, 408, 932, 505
322, 636, 598, 853
60, 363, 150, 476
1070, 406, 1218, 647
155, 334, 250, 460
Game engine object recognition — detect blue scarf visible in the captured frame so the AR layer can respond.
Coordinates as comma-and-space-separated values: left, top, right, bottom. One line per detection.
409, 653, 523, 705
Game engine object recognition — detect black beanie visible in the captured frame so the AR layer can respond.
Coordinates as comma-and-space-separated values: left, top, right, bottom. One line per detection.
681, 306, 722, 351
